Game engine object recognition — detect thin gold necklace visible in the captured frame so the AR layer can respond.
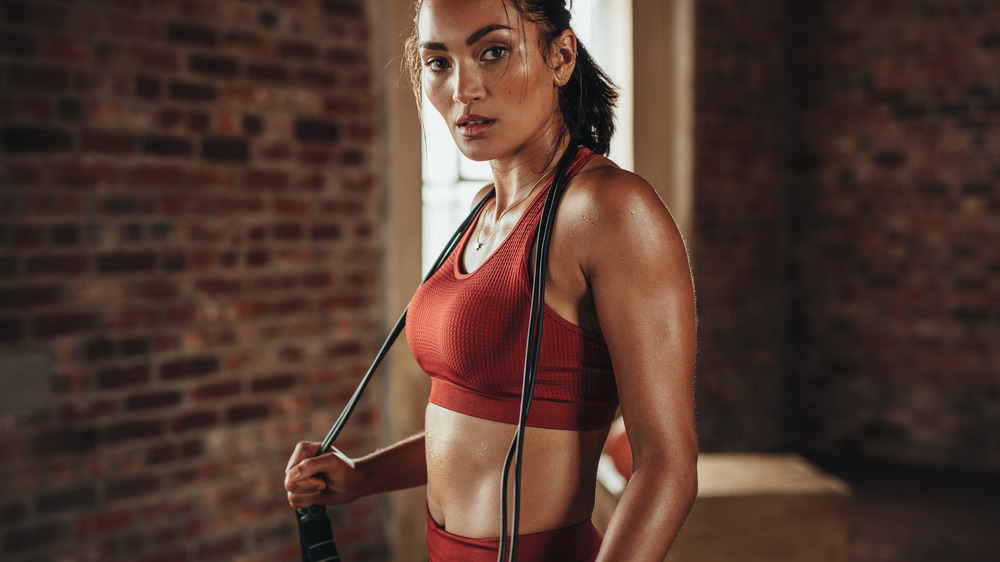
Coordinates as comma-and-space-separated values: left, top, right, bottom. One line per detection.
474, 167, 555, 251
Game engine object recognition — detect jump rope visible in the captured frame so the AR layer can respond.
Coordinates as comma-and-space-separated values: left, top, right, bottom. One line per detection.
296, 144, 580, 562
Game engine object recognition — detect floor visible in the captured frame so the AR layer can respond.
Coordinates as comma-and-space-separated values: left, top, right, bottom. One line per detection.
813, 458, 1000, 562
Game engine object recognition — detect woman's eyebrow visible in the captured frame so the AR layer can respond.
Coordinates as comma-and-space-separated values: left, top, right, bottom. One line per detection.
465, 24, 512, 46
419, 24, 513, 52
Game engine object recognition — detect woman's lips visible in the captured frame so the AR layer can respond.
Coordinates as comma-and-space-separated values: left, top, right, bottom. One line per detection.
456, 114, 495, 138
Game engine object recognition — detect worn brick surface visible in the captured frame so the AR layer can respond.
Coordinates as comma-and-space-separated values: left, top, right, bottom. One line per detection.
691, 0, 787, 452
787, 0, 1000, 469
0, 0, 386, 560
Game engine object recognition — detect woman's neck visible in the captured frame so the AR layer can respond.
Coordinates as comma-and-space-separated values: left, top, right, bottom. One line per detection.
487, 130, 572, 218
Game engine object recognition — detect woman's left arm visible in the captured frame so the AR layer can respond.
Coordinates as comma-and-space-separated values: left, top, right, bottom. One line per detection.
577, 170, 698, 561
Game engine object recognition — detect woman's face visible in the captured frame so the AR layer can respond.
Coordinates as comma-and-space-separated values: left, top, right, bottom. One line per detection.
417, 0, 565, 162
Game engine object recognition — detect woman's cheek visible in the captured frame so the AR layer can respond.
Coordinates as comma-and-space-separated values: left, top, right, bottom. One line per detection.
423, 76, 449, 115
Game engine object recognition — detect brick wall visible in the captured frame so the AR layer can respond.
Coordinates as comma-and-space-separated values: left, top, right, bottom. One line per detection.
0, 0, 389, 560
787, 0, 1000, 469
691, 0, 788, 452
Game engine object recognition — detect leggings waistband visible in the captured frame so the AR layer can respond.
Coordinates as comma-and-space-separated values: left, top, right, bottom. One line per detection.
426, 505, 601, 562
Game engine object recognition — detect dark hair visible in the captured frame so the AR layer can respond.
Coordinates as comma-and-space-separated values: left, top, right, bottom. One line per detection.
404, 0, 618, 156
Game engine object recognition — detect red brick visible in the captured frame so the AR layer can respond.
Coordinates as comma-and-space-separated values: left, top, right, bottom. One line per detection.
0, 29, 39, 57
0, 284, 61, 309
161, 356, 219, 380
127, 165, 184, 188
162, 196, 213, 215
224, 299, 271, 320
106, 419, 163, 443
246, 169, 290, 190
244, 249, 270, 268
224, 30, 271, 57
83, 100, 121, 125
77, 508, 134, 537
169, 80, 216, 103
135, 75, 162, 100
0, 436, 27, 463
130, 47, 180, 72
33, 311, 97, 339
189, 53, 239, 78
59, 400, 117, 422
310, 223, 342, 240
190, 381, 241, 402
219, 84, 269, 108
3, 0, 68, 29
37, 485, 97, 513
299, 68, 338, 86
195, 276, 244, 295
97, 252, 157, 274
55, 161, 118, 189
107, 475, 160, 501
3, 160, 46, 186
294, 118, 338, 143
251, 374, 296, 393
321, 1, 364, 18
202, 137, 249, 162
247, 63, 289, 83
0, 317, 24, 343
21, 97, 53, 120
198, 535, 244, 559
33, 427, 99, 456
23, 193, 86, 214
0, 501, 28, 525
108, 15, 160, 40
166, 21, 217, 47
98, 364, 151, 389
47, 37, 90, 64
273, 197, 311, 214
259, 141, 294, 161
5, 522, 70, 553
171, 411, 220, 433
8, 63, 68, 93
126, 391, 182, 411
2, 125, 73, 153
26, 255, 89, 276
216, 195, 264, 214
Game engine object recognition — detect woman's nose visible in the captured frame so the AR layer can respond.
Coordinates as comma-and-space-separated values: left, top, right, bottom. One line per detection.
452, 67, 485, 105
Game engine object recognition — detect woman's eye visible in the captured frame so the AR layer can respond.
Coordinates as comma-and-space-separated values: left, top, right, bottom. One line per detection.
424, 58, 450, 72
482, 46, 508, 62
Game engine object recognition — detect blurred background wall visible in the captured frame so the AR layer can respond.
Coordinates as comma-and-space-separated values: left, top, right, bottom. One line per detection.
0, 0, 998, 561
691, 0, 1000, 471
0, 0, 389, 560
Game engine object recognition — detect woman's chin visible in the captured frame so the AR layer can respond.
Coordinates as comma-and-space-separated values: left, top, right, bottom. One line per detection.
454, 143, 495, 163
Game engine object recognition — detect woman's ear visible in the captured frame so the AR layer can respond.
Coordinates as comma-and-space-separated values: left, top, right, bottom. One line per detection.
550, 29, 577, 87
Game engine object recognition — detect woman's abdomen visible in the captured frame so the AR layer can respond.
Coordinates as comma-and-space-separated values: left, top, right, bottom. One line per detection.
424, 402, 609, 539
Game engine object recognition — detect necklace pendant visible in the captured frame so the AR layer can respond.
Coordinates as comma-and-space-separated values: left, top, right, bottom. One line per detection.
474, 241, 483, 251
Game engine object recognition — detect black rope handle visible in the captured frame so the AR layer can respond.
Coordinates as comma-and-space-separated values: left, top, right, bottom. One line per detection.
296, 189, 495, 562
497, 144, 580, 562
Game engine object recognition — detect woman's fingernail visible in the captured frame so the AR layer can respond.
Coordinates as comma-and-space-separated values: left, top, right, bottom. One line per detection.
289, 467, 301, 479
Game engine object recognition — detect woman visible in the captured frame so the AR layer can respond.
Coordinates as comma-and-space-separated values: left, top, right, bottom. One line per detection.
285, 0, 698, 560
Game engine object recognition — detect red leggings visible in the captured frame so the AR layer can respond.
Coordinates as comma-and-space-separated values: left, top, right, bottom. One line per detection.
426, 506, 602, 562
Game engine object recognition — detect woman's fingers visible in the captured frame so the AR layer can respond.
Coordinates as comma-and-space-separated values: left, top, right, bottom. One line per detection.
285, 440, 321, 474
284, 444, 358, 507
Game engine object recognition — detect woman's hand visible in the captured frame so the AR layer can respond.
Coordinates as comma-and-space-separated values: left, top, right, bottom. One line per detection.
284, 441, 368, 508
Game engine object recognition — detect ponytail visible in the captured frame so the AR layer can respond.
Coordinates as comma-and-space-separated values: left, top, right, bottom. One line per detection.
560, 41, 617, 156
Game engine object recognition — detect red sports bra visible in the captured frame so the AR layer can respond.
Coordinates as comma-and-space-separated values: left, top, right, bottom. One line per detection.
406, 147, 619, 431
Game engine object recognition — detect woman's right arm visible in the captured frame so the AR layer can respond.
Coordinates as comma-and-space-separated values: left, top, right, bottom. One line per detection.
285, 432, 427, 508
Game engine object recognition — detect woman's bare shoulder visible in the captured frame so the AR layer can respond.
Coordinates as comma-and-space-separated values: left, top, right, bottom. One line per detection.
561, 155, 672, 230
